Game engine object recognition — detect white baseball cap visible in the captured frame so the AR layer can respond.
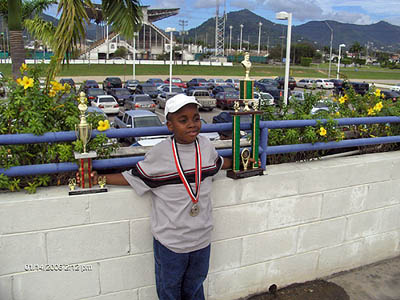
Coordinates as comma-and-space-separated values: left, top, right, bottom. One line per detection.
164, 93, 201, 118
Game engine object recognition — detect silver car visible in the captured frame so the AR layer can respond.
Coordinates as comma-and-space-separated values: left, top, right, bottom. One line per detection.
125, 94, 156, 112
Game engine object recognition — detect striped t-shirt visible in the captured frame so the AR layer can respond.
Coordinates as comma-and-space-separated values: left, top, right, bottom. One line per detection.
122, 135, 223, 253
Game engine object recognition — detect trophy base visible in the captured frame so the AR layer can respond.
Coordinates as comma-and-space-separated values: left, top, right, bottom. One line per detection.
69, 187, 108, 196
227, 168, 264, 179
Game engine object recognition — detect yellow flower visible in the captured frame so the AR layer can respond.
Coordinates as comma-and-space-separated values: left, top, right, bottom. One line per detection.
20, 63, 28, 72
18, 76, 34, 89
51, 80, 64, 91
335, 111, 340, 117
341, 132, 345, 139
343, 94, 348, 101
367, 108, 375, 116
339, 96, 346, 104
48, 89, 57, 97
374, 89, 381, 97
97, 120, 110, 131
373, 101, 383, 112
319, 127, 327, 136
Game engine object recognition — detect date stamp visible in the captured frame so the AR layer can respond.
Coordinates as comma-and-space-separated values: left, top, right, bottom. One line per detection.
25, 264, 93, 272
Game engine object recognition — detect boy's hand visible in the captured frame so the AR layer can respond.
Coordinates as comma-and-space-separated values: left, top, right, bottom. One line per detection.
76, 171, 99, 185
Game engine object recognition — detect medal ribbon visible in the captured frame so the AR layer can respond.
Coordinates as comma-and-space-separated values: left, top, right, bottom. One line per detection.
172, 137, 202, 204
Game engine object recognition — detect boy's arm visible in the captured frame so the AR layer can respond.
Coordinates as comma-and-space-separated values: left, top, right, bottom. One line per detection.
222, 157, 232, 169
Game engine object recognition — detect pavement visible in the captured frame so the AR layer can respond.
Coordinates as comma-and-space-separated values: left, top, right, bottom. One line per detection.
327, 255, 400, 300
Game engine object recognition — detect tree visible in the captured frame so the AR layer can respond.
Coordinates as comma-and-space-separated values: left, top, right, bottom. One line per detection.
349, 42, 363, 59
114, 46, 127, 58
7, 0, 142, 80
1, 0, 56, 78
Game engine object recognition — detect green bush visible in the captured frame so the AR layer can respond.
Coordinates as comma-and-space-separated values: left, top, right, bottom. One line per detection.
300, 57, 312, 67
0, 64, 118, 193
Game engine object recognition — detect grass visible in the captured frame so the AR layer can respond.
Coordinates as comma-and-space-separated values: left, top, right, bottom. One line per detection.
1, 62, 400, 81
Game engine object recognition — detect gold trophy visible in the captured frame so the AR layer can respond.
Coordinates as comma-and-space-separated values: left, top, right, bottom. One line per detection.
227, 52, 264, 179
69, 92, 108, 195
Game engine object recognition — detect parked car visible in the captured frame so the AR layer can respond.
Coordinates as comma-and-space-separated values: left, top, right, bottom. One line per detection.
274, 76, 296, 90
315, 79, 334, 89
86, 88, 106, 104
186, 78, 210, 89
103, 77, 122, 93
91, 95, 120, 114
255, 84, 283, 104
114, 110, 165, 145
59, 78, 76, 91
159, 85, 184, 94
208, 78, 226, 89
125, 94, 156, 112
212, 111, 252, 139
146, 78, 164, 87
164, 77, 187, 88
257, 78, 279, 88
289, 91, 305, 103
381, 90, 400, 102
256, 92, 275, 107
124, 79, 140, 92
80, 80, 99, 93
108, 88, 133, 106
185, 85, 209, 96
296, 79, 316, 89
335, 81, 369, 96
135, 83, 160, 99
186, 89, 216, 111
215, 92, 240, 110
157, 92, 179, 109
225, 78, 240, 89
329, 79, 344, 89
211, 85, 237, 97
156, 86, 185, 109
391, 83, 400, 92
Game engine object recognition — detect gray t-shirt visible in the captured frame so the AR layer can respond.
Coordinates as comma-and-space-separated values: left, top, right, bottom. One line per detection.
122, 135, 223, 253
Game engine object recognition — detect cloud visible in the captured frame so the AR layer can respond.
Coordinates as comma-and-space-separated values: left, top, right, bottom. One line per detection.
152, 0, 186, 8
230, 0, 258, 11
261, 0, 324, 21
192, 0, 218, 9
327, 11, 372, 25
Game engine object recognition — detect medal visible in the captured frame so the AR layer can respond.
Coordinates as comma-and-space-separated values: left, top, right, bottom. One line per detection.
190, 203, 200, 217
172, 137, 202, 217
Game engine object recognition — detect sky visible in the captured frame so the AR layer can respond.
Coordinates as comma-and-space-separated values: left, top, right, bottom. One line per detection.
45, 0, 400, 30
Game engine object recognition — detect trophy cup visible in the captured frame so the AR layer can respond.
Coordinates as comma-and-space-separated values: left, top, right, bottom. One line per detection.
227, 52, 264, 179
69, 92, 108, 195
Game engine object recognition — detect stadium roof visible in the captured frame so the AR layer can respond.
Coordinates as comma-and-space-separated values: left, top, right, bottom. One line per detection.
85, 4, 179, 23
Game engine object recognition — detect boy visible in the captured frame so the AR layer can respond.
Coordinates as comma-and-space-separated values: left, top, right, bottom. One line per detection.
88, 93, 232, 299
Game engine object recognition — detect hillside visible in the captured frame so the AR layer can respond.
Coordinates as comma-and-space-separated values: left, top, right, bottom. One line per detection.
187, 9, 400, 51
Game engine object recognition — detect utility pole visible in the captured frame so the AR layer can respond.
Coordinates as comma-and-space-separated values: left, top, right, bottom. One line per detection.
325, 21, 333, 79
179, 19, 188, 60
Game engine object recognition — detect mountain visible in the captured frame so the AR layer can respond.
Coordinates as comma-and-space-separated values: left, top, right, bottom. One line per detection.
187, 9, 400, 51
40, 13, 101, 41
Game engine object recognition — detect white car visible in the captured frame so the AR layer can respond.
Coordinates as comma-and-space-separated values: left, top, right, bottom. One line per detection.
225, 78, 240, 89
297, 79, 316, 89
208, 78, 226, 87
91, 95, 120, 114
315, 79, 334, 89
391, 83, 400, 92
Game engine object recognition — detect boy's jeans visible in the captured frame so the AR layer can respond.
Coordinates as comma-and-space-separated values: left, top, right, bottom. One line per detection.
153, 238, 210, 300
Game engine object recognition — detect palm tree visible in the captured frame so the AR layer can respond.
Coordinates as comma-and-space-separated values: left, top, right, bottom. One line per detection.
349, 42, 363, 59
5, 0, 142, 80
1, 0, 56, 78
26, 0, 142, 80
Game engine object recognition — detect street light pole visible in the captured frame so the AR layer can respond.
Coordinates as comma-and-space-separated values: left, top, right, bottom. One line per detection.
325, 21, 333, 79
239, 24, 243, 52
258, 22, 262, 55
276, 11, 292, 106
229, 25, 233, 53
166, 27, 176, 93
132, 32, 138, 80
337, 44, 346, 79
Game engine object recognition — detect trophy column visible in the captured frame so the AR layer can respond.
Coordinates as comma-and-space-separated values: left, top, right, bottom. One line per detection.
227, 52, 264, 179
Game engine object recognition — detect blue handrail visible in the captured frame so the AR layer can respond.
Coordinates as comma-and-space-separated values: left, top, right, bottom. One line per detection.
1, 116, 400, 177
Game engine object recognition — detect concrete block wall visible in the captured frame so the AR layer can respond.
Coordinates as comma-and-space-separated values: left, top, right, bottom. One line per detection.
1, 151, 400, 300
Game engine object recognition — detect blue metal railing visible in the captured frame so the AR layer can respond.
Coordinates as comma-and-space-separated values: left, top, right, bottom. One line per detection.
1, 116, 400, 177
